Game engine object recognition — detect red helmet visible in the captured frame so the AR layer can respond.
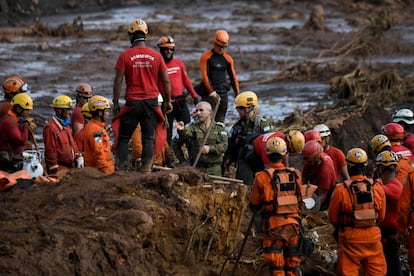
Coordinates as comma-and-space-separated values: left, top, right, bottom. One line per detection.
304, 129, 322, 143
3, 75, 28, 98
302, 140, 323, 162
381, 122, 405, 141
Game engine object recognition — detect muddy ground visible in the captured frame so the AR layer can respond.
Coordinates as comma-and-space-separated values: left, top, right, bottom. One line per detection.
1, 0, 414, 275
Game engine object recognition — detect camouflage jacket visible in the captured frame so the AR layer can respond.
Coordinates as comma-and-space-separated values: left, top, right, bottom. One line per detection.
172, 121, 228, 165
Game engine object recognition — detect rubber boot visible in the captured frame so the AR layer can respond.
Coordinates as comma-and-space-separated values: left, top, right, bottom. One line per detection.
139, 157, 153, 173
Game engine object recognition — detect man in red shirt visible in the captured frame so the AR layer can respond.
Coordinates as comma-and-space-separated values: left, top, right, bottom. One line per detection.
0, 75, 30, 118
0, 93, 32, 172
302, 140, 337, 210
314, 123, 349, 181
43, 95, 83, 175
157, 36, 200, 145
71, 83, 93, 137
112, 18, 172, 172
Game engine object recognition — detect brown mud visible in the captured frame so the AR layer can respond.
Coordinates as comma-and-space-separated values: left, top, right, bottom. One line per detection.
1, 0, 414, 275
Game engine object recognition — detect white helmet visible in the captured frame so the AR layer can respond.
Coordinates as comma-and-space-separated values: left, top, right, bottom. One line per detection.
393, 108, 414, 125
313, 124, 331, 137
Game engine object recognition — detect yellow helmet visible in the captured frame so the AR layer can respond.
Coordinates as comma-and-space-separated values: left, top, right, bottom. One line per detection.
3, 75, 28, 97
52, 95, 73, 109
128, 18, 148, 34
76, 83, 93, 98
265, 137, 287, 156
234, 91, 258, 108
346, 148, 368, 167
88, 95, 110, 112
286, 130, 305, 153
214, 30, 229, 47
81, 102, 92, 118
375, 150, 399, 167
369, 134, 391, 154
11, 93, 33, 110
157, 36, 175, 48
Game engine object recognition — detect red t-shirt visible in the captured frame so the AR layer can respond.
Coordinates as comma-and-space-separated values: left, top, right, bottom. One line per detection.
159, 58, 198, 99
115, 46, 167, 101
71, 105, 85, 126
253, 132, 286, 165
303, 152, 336, 190
0, 110, 28, 154
391, 143, 414, 162
381, 177, 403, 230
325, 145, 347, 181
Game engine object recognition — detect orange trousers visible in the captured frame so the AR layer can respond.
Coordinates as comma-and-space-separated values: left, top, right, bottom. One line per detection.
262, 224, 302, 276
336, 240, 386, 275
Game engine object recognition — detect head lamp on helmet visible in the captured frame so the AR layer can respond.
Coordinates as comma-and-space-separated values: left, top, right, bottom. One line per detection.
369, 134, 391, 154
157, 36, 175, 48
3, 75, 29, 98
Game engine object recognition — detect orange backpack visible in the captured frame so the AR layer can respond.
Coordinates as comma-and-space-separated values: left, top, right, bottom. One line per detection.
264, 168, 301, 215
344, 179, 377, 228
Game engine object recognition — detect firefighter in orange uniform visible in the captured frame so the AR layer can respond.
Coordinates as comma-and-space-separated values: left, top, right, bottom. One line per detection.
397, 170, 414, 274
250, 137, 303, 275
83, 95, 114, 175
328, 148, 386, 276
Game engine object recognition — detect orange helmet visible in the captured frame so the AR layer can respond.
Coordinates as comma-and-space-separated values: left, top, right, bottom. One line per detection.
302, 140, 323, 162
157, 36, 175, 48
89, 95, 110, 112
3, 75, 28, 98
375, 150, 399, 167
76, 83, 93, 98
381, 122, 405, 141
286, 130, 305, 153
304, 129, 322, 143
213, 30, 229, 47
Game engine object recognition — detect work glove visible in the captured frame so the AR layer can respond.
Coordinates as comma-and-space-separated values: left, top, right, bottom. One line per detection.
75, 156, 84, 168
25, 117, 37, 133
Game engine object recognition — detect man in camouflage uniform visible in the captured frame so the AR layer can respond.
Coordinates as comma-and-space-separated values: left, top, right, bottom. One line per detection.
172, 101, 228, 176
224, 91, 272, 184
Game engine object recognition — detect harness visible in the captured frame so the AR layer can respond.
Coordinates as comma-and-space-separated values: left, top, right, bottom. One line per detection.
340, 178, 377, 228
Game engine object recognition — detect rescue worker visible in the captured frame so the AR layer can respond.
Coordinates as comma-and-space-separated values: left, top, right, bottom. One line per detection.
74, 102, 92, 152
382, 122, 414, 162
0, 93, 33, 172
393, 108, 414, 155
83, 95, 114, 175
196, 29, 240, 122
71, 83, 93, 137
112, 18, 172, 173
397, 170, 414, 274
303, 129, 322, 143
157, 36, 200, 145
249, 137, 304, 275
375, 150, 403, 276
224, 91, 272, 184
313, 123, 349, 181
301, 140, 336, 210
43, 95, 84, 175
328, 148, 387, 276
0, 75, 30, 118
369, 134, 414, 185
172, 101, 228, 176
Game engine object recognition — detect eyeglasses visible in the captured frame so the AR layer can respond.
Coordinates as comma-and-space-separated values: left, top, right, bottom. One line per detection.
214, 44, 227, 49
